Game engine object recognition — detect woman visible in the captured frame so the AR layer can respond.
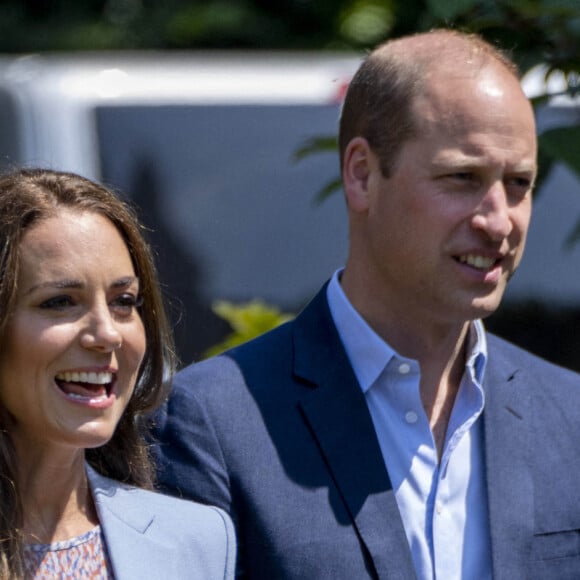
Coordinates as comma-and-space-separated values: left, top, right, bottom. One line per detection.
0, 168, 235, 578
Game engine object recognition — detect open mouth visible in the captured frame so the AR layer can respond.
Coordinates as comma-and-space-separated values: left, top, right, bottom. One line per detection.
456, 254, 499, 272
55, 371, 115, 402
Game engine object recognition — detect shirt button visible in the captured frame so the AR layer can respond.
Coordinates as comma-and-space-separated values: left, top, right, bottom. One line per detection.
405, 411, 418, 424
398, 363, 411, 374
436, 502, 443, 515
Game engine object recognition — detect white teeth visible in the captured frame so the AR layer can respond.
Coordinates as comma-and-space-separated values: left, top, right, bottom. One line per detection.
458, 254, 495, 270
66, 392, 109, 402
55, 371, 113, 384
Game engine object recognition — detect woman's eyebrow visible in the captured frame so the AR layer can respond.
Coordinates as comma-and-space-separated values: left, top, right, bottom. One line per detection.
25, 278, 84, 295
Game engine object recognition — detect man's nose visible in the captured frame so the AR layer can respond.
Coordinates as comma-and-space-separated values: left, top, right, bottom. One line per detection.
470, 183, 513, 241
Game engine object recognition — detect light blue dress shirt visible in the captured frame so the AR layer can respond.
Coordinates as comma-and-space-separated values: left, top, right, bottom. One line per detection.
327, 271, 492, 580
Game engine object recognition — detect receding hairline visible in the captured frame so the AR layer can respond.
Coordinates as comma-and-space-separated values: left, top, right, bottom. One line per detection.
371, 29, 520, 81
338, 29, 522, 176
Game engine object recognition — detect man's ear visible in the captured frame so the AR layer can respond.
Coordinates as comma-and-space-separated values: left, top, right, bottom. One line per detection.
342, 137, 373, 212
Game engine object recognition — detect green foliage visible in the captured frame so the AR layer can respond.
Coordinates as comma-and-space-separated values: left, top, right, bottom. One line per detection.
292, 136, 344, 204
293, 136, 339, 161
424, 0, 479, 21
539, 125, 580, 245
1, 1, 579, 67
339, 0, 396, 46
540, 126, 580, 182
202, 300, 294, 359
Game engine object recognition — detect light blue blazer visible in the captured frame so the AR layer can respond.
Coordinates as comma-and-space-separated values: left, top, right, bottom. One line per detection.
87, 465, 236, 579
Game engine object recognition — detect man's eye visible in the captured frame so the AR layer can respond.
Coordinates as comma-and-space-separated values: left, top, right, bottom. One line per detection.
505, 177, 534, 201
450, 172, 474, 181
39, 296, 75, 310
507, 177, 533, 189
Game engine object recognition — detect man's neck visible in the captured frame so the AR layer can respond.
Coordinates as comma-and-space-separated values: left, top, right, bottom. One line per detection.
341, 265, 472, 457
418, 328, 468, 459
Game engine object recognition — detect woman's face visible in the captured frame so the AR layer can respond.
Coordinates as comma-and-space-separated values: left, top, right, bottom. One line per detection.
0, 209, 146, 455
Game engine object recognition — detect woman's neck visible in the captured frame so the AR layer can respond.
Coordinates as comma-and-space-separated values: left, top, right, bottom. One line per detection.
17, 446, 99, 543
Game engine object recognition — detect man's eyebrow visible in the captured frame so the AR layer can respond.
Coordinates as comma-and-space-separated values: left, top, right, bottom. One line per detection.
431, 154, 486, 167
432, 156, 537, 172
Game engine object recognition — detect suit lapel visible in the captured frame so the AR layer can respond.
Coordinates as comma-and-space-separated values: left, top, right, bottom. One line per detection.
87, 466, 178, 578
483, 338, 533, 580
294, 288, 415, 580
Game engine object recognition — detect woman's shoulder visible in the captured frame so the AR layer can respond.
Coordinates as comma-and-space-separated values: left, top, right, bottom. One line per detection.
130, 482, 229, 518
87, 464, 234, 535
86, 465, 236, 578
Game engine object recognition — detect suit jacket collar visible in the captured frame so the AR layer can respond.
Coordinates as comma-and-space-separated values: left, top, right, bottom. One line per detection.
483, 338, 533, 580
293, 285, 416, 580
293, 287, 536, 579
87, 465, 180, 577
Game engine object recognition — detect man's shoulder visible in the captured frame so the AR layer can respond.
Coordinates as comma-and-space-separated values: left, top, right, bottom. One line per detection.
170, 318, 299, 412
177, 317, 295, 381
174, 284, 335, 392
486, 332, 580, 385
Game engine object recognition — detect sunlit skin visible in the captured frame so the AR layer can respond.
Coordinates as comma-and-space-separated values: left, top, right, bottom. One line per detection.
0, 209, 146, 540
341, 59, 537, 452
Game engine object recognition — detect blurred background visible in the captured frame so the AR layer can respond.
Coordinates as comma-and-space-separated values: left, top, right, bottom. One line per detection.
0, 0, 578, 370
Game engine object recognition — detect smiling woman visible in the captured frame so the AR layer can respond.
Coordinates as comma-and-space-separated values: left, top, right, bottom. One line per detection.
2, 208, 147, 454
0, 169, 235, 579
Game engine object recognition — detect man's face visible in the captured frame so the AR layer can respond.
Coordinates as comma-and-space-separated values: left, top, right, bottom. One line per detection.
359, 62, 537, 327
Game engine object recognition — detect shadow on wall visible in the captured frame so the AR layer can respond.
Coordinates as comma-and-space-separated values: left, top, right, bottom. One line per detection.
126, 159, 230, 366
486, 302, 580, 373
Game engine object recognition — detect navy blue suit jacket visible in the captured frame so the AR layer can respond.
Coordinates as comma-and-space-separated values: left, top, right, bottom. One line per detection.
155, 285, 580, 579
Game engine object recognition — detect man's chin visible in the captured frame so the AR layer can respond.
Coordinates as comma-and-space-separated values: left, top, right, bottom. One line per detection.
468, 293, 505, 320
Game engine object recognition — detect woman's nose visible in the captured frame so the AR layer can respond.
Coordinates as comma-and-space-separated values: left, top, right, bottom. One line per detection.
80, 305, 122, 352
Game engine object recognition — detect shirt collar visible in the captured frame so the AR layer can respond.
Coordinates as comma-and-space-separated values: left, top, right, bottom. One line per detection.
467, 316, 488, 386
326, 269, 488, 391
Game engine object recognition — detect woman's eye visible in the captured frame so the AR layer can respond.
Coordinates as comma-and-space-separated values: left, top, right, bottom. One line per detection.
110, 293, 142, 316
39, 296, 75, 310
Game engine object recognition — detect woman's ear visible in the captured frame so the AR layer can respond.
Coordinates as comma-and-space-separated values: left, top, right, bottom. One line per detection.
342, 137, 373, 212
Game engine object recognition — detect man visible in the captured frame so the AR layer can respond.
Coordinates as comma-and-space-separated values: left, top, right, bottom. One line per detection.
154, 30, 580, 579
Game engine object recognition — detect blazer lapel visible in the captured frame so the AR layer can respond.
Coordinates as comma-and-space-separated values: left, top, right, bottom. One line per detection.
294, 288, 416, 580
483, 340, 533, 580
87, 466, 179, 578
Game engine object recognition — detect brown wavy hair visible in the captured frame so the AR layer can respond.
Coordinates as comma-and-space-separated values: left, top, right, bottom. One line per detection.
0, 168, 176, 577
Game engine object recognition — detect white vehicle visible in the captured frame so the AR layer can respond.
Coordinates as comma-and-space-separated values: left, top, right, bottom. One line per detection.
0, 53, 578, 364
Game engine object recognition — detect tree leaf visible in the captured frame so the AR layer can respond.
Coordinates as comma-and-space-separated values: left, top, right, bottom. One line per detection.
293, 135, 338, 162
539, 125, 580, 181
534, 141, 555, 198
313, 177, 344, 205
424, 0, 479, 21
203, 300, 294, 358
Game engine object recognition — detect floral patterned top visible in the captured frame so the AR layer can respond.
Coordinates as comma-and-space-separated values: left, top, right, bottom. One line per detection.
23, 525, 114, 579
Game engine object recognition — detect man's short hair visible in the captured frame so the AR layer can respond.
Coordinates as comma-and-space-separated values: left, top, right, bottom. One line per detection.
338, 29, 520, 177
